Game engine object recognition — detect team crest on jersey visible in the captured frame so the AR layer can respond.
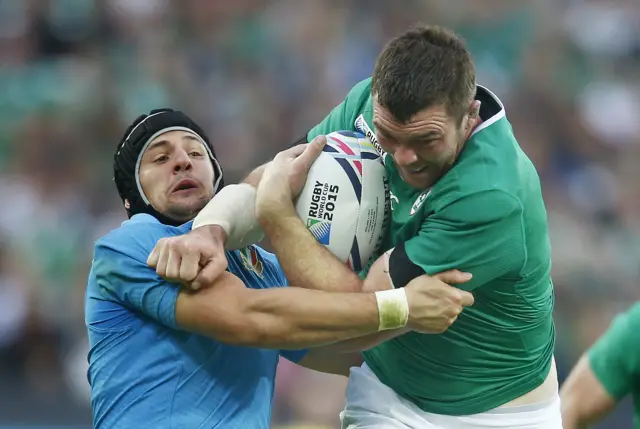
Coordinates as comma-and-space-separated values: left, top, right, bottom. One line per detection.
354, 115, 386, 162
410, 190, 431, 215
240, 246, 264, 278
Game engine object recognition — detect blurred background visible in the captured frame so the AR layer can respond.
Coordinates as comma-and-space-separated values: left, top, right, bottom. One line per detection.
0, 0, 638, 427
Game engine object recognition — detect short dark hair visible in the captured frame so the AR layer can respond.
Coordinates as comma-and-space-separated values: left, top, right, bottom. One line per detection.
372, 25, 476, 123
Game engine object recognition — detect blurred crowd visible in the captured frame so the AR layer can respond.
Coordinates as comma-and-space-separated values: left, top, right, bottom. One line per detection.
0, 0, 638, 427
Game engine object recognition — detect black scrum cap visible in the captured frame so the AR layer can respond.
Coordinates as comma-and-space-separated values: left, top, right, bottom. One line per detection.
113, 108, 224, 225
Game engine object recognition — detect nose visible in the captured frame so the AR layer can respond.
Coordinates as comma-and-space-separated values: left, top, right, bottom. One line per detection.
172, 149, 193, 172
393, 145, 418, 167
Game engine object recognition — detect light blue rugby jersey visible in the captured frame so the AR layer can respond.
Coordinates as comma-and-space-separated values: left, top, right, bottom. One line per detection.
85, 214, 307, 429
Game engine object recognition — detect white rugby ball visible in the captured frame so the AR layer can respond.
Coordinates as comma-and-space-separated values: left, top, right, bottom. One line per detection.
295, 131, 389, 272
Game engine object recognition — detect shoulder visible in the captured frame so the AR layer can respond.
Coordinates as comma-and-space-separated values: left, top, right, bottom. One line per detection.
430, 190, 522, 225
347, 77, 372, 100
308, 78, 373, 141
590, 303, 640, 353
589, 302, 640, 384
94, 214, 189, 265
431, 87, 537, 209
344, 78, 373, 117
608, 303, 640, 333
624, 301, 640, 318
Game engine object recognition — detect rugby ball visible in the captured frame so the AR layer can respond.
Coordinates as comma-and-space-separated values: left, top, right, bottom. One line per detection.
295, 131, 389, 272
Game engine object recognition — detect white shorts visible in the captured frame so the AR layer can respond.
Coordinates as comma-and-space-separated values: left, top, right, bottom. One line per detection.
340, 363, 563, 429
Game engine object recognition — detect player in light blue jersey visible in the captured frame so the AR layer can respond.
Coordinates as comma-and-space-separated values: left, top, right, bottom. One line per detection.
86, 108, 472, 429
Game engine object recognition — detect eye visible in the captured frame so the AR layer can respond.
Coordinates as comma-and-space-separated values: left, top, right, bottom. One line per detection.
419, 138, 441, 147
189, 151, 204, 157
153, 155, 169, 163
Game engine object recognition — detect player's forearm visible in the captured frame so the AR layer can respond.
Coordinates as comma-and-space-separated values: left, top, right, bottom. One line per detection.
241, 287, 379, 348
260, 211, 363, 293
178, 272, 410, 350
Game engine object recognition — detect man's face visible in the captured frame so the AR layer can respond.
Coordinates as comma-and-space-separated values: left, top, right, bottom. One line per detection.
137, 130, 215, 223
373, 98, 471, 190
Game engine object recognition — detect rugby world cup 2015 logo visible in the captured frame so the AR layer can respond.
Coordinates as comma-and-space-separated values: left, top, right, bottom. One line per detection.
307, 180, 339, 245
307, 218, 332, 245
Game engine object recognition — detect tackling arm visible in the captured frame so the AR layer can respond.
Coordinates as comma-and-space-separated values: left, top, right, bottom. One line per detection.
97, 235, 413, 350
560, 355, 616, 429
294, 325, 408, 376
175, 270, 387, 349
288, 261, 409, 376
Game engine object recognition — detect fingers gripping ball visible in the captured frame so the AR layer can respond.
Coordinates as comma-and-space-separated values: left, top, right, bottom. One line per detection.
295, 131, 390, 272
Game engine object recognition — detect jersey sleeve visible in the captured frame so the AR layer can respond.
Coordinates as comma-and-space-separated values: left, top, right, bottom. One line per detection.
588, 304, 640, 400
390, 190, 525, 291
93, 240, 180, 329
307, 78, 372, 141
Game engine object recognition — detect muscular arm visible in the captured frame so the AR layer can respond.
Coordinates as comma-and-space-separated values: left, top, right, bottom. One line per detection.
560, 355, 616, 429
273, 253, 410, 376
561, 304, 640, 428
175, 271, 381, 349
260, 207, 364, 293
293, 325, 407, 377
289, 253, 409, 352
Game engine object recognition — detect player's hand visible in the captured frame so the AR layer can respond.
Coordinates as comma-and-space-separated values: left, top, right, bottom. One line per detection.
147, 225, 228, 291
404, 270, 474, 334
256, 136, 326, 221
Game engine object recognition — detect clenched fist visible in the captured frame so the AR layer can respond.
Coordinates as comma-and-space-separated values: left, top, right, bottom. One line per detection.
405, 270, 475, 334
147, 225, 228, 290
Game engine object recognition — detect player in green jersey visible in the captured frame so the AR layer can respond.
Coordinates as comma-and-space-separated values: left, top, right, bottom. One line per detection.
146, 25, 560, 428
561, 302, 640, 428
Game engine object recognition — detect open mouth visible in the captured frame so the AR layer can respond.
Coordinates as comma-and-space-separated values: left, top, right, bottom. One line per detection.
407, 165, 428, 174
172, 179, 199, 193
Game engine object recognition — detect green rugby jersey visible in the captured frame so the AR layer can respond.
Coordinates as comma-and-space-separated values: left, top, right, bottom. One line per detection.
308, 78, 555, 415
589, 302, 640, 428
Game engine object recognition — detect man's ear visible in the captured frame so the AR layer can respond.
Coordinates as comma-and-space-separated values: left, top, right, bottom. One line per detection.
124, 199, 131, 210
463, 100, 482, 139
469, 100, 481, 119
465, 100, 481, 130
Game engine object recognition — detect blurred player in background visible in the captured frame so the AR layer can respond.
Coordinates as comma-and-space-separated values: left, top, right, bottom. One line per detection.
85, 108, 473, 428
560, 302, 640, 428
158, 25, 561, 428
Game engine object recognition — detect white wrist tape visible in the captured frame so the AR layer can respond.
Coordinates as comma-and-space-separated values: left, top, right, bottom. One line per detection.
374, 288, 409, 331
192, 183, 264, 250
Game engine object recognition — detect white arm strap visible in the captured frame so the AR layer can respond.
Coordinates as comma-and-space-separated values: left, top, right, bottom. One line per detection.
192, 184, 264, 250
